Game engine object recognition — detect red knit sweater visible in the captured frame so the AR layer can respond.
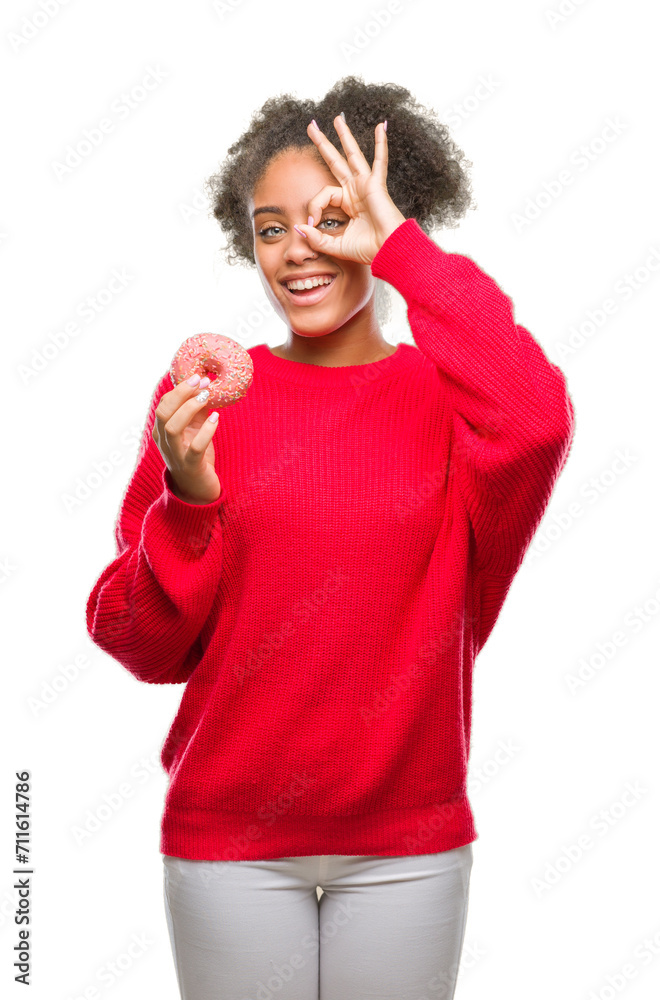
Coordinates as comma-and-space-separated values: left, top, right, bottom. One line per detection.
86, 218, 575, 861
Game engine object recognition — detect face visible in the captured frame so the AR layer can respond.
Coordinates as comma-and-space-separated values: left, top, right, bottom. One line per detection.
249, 148, 376, 338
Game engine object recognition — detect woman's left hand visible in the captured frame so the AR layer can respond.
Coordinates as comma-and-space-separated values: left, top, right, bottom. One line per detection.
295, 115, 407, 266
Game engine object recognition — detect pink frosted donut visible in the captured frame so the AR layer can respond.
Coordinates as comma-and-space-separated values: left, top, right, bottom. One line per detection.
170, 333, 253, 408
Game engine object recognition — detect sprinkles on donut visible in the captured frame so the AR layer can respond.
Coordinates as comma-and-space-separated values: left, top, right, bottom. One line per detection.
170, 333, 254, 408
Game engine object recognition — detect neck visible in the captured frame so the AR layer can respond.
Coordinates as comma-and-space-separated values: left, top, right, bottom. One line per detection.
272, 318, 396, 368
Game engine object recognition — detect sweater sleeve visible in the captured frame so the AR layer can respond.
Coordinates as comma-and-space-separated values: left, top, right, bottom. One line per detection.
85, 372, 226, 684
371, 218, 576, 577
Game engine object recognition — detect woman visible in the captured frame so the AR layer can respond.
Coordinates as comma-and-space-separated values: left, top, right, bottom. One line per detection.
86, 76, 575, 999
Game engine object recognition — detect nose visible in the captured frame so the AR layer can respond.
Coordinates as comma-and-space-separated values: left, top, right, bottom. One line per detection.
284, 226, 319, 266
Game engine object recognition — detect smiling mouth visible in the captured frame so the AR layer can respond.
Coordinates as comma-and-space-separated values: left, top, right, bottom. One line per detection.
280, 274, 337, 305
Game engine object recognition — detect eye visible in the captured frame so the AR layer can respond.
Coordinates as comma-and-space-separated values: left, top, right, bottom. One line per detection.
258, 225, 285, 238
257, 217, 346, 240
319, 217, 345, 231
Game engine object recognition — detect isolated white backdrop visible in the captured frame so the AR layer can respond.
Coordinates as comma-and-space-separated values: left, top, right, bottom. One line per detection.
3, 0, 659, 997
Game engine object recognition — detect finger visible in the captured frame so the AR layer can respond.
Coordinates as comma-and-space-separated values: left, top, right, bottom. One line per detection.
306, 119, 352, 184
331, 113, 373, 177
159, 387, 215, 441
294, 183, 347, 255
183, 417, 220, 468
371, 121, 388, 186
293, 222, 343, 259
305, 185, 345, 228
154, 377, 209, 434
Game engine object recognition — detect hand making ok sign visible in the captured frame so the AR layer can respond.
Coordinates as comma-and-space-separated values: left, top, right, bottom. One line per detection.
293, 114, 407, 266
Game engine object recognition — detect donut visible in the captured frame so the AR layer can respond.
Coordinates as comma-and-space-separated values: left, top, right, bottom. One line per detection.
170, 333, 253, 408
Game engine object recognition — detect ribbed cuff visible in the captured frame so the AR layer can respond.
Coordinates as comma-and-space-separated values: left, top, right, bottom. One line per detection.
147, 466, 225, 556
370, 217, 477, 315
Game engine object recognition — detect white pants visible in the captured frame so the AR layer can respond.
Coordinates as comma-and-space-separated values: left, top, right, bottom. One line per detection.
162, 843, 473, 1000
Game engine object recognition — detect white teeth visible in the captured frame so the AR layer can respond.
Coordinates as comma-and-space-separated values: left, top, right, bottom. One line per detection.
285, 275, 334, 291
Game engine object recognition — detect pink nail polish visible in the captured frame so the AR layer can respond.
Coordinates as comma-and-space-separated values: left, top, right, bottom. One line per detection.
383, 120, 388, 132
310, 119, 319, 130
186, 373, 201, 385
293, 225, 308, 239
307, 215, 314, 227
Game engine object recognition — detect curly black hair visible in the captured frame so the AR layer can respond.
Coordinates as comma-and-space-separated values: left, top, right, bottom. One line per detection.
205, 74, 474, 264
204, 76, 475, 325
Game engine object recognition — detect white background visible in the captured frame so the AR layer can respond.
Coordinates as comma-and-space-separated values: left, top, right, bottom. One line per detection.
2, 0, 659, 997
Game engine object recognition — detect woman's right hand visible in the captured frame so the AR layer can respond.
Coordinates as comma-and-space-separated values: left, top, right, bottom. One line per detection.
152, 377, 221, 505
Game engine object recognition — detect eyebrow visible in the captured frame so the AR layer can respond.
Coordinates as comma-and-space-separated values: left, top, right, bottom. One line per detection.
251, 205, 285, 220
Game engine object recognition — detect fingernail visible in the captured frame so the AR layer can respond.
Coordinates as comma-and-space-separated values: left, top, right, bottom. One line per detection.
307, 215, 314, 227
310, 119, 319, 130
196, 389, 210, 403
383, 119, 388, 132
186, 373, 201, 385
340, 111, 346, 122
208, 411, 219, 423
198, 376, 210, 388
293, 225, 307, 239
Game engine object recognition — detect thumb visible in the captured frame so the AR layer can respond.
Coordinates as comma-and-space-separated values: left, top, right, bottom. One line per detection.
293, 223, 337, 257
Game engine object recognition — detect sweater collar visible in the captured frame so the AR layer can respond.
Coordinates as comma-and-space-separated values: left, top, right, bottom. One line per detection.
249, 341, 422, 388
